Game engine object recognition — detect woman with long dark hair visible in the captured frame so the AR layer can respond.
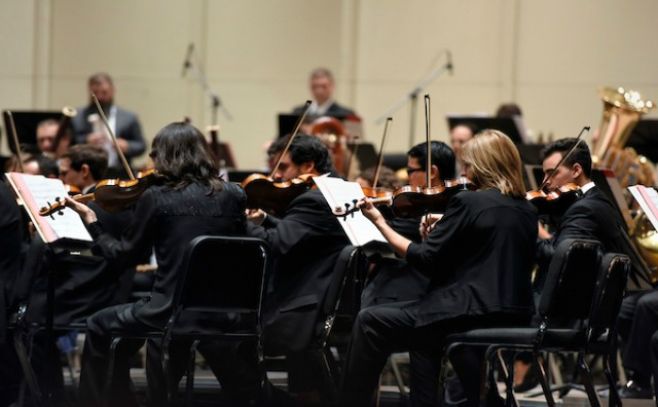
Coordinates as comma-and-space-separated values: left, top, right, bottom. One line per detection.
67, 122, 248, 407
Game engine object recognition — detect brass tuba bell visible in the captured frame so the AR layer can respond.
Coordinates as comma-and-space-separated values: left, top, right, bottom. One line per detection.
593, 87, 656, 187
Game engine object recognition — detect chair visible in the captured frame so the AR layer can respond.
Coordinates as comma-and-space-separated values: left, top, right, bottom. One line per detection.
438, 239, 604, 407
103, 236, 268, 406
262, 245, 367, 404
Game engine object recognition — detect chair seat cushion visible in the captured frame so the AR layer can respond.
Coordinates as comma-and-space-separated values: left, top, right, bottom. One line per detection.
445, 328, 586, 349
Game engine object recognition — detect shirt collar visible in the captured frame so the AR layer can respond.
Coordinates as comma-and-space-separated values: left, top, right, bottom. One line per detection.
581, 181, 595, 194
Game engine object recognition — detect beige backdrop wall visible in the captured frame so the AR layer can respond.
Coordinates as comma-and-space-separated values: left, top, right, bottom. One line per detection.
2, 0, 658, 169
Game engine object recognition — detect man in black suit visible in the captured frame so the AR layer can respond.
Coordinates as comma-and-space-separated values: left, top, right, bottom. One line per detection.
362, 140, 456, 308
535, 138, 629, 287
0, 180, 24, 405
71, 72, 146, 176
247, 135, 350, 400
534, 139, 656, 399
291, 68, 356, 120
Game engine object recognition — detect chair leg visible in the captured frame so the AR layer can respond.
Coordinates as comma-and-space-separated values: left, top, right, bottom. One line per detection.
320, 348, 339, 403
485, 346, 518, 407
182, 340, 198, 407
505, 352, 517, 407
13, 329, 42, 406
577, 354, 601, 407
603, 354, 621, 407
102, 337, 122, 407
389, 354, 408, 396
533, 352, 556, 407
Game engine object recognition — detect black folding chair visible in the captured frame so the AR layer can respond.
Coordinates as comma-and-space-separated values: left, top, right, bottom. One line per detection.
262, 245, 367, 404
439, 239, 603, 407
104, 236, 268, 406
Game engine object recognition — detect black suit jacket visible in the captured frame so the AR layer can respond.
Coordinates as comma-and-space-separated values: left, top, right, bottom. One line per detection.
535, 186, 629, 289
248, 189, 349, 354
72, 104, 146, 161
0, 182, 22, 338
291, 101, 356, 120
406, 189, 537, 327
88, 181, 247, 328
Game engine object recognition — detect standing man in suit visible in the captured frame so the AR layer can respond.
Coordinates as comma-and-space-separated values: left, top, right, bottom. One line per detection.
292, 68, 356, 120
72, 72, 146, 177
247, 135, 350, 402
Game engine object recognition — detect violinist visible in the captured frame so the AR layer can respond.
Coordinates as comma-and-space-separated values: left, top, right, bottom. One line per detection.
247, 135, 349, 402
356, 165, 401, 191
64, 122, 252, 406
341, 130, 537, 406
535, 138, 628, 289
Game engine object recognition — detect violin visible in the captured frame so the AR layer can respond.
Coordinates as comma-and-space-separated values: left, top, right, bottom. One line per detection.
392, 177, 476, 218
242, 100, 314, 216
388, 95, 474, 218
526, 183, 581, 215
310, 116, 348, 176
40, 169, 156, 217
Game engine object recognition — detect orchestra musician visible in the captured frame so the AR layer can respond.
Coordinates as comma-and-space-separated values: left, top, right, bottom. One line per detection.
342, 130, 537, 406
291, 68, 356, 120
246, 134, 350, 402
71, 73, 146, 177
362, 140, 456, 309
65, 122, 250, 406
0, 180, 23, 405
449, 122, 476, 176
36, 118, 71, 158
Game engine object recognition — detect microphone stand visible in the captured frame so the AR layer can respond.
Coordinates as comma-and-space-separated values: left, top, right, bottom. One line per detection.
185, 50, 233, 131
375, 55, 452, 149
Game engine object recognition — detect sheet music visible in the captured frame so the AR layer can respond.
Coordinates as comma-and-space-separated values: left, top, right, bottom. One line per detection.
629, 185, 658, 232
6, 173, 92, 243
313, 175, 387, 247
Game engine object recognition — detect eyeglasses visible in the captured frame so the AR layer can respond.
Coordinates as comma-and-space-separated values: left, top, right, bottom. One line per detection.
406, 167, 424, 176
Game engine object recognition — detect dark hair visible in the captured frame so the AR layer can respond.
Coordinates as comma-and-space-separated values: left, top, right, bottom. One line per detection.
357, 166, 401, 190
268, 134, 333, 174
407, 141, 456, 180
451, 121, 477, 135
61, 145, 108, 180
540, 138, 592, 178
150, 122, 222, 192
36, 155, 59, 178
88, 72, 113, 87
495, 103, 523, 118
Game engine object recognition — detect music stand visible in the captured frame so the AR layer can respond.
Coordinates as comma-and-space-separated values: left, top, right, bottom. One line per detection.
278, 113, 303, 138
446, 115, 527, 144
2, 110, 61, 154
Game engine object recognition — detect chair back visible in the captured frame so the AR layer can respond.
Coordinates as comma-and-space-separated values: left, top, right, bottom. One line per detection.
586, 253, 630, 344
537, 239, 602, 325
170, 236, 268, 335
316, 245, 367, 347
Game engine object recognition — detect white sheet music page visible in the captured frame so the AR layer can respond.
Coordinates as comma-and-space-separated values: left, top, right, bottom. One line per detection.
629, 185, 658, 232
313, 175, 387, 247
5, 172, 92, 243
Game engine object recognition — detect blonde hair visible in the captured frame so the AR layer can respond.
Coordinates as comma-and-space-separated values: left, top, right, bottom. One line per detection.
461, 129, 526, 198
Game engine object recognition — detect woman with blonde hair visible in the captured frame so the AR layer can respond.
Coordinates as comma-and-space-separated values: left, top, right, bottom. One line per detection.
341, 130, 537, 406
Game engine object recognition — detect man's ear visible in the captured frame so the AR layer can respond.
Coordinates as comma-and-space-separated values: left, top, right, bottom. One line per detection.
299, 161, 316, 175
571, 163, 583, 179
81, 163, 91, 178
430, 164, 440, 181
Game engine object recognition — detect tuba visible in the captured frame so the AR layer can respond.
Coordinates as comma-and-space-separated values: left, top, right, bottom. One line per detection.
594, 86, 658, 285
593, 86, 655, 186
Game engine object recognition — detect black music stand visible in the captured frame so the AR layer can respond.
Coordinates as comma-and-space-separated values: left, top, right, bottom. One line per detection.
2, 110, 62, 154
446, 115, 527, 144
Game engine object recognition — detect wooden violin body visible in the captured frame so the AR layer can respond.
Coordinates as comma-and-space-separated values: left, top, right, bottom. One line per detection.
241, 173, 315, 216
526, 182, 581, 215
40, 169, 156, 217
392, 178, 476, 218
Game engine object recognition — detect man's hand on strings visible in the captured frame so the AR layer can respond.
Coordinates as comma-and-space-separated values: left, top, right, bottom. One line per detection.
65, 197, 98, 224
419, 213, 443, 240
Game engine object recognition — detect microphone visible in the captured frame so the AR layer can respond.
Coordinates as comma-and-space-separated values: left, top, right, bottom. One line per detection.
181, 43, 194, 77
446, 50, 453, 75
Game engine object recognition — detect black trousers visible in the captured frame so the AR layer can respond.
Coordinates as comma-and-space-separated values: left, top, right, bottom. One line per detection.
340, 300, 523, 407
147, 338, 262, 405
620, 289, 658, 382
650, 331, 658, 403
78, 304, 149, 407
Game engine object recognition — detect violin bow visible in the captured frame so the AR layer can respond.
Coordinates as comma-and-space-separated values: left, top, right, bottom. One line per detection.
424, 94, 431, 189
539, 126, 590, 191
6, 111, 24, 173
91, 93, 136, 180
372, 118, 393, 189
270, 100, 312, 178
